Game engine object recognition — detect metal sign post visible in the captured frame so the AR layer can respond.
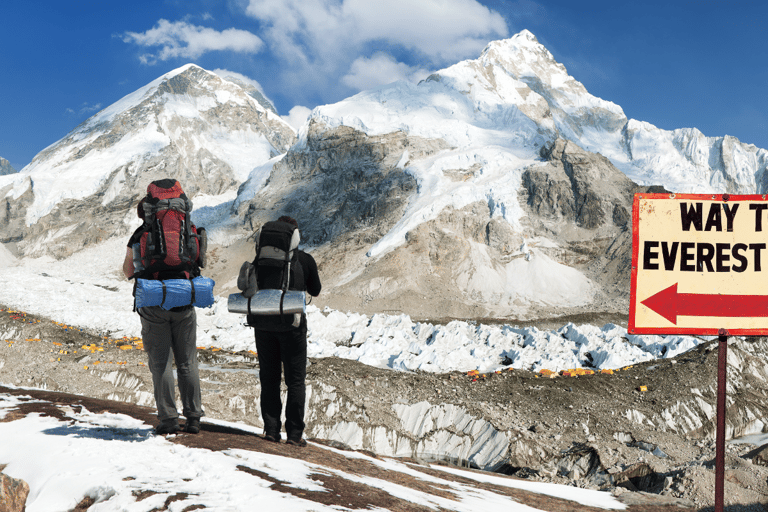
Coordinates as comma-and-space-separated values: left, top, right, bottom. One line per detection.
627, 193, 768, 510
715, 329, 727, 512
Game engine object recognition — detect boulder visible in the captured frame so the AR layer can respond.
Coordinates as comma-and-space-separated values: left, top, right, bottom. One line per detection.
0, 472, 29, 512
750, 443, 768, 466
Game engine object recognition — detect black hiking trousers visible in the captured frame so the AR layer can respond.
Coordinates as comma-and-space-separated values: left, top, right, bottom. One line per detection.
254, 323, 307, 439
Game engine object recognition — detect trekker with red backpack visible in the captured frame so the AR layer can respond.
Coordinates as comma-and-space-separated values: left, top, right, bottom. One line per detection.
236, 216, 321, 446
122, 179, 206, 435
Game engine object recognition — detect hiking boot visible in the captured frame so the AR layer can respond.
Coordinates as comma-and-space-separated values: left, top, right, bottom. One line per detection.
155, 418, 180, 435
286, 436, 307, 447
263, 432, 281, 443
185, 417, 200, 434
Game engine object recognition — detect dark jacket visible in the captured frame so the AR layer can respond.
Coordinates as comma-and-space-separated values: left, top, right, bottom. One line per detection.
247, 250, 321, 331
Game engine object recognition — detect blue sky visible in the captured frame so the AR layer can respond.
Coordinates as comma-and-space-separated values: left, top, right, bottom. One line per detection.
1, 0, 766, 171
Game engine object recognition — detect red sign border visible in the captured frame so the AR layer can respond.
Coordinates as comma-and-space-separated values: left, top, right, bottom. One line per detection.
628, 192, 768, 335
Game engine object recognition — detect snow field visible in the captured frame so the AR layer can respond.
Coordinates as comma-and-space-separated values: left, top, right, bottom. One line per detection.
0, 237, 707, 375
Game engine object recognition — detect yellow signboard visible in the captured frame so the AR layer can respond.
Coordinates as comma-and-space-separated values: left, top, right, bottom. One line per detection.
629, 193, 768, 335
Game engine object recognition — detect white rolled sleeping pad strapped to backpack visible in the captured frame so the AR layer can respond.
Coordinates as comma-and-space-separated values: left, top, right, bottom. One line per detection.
227, 289, 306, 315
229, 224, 305, 316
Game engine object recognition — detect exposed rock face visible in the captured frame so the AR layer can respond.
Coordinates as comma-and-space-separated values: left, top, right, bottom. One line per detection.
752, 444, 768, 466
2, 307, 768, 506
238, 121, 473, 316
0, 158, 15, 176
519, 139, 668, 307
237, 121, 658, 319
530, 139, 638, 229
0, 471, 29, 512
239, 121, 448, 243
0, 64, 296, 258
0, 178, 34, 245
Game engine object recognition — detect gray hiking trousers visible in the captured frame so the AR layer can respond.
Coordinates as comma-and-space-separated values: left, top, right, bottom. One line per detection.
139, 306, 202, 422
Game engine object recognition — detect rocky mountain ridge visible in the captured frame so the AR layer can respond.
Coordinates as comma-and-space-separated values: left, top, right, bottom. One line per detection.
0, 157, 15, 176
301, 30, 768, 196
453, 31, 768, 195
2, 31, 768, 319
0, 64, 296, 258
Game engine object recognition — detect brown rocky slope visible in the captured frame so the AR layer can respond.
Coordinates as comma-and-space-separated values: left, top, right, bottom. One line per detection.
1, 306, 767, 510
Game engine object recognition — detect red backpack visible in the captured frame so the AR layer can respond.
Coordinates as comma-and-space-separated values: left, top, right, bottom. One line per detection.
136, 179, 206, 280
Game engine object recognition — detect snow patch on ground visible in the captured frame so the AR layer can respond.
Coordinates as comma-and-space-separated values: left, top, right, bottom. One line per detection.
0, 392, 626, 511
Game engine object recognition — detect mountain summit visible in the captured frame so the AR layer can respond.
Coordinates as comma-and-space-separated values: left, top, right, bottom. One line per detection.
2, 31, 767, 319
235, 30, 766, 319
0, 64, 296, 258
474, 32, 768, 194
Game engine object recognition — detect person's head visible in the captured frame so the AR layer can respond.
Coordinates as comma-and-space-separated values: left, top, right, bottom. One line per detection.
137, 196, 148, 220
278, 215, 298, 228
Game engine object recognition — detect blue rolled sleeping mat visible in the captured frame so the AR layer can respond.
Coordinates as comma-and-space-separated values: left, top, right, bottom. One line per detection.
135, 277, 215, 309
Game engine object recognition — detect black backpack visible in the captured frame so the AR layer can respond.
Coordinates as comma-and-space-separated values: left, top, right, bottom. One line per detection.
253, 220, 303, 293
240, 221, 306, 329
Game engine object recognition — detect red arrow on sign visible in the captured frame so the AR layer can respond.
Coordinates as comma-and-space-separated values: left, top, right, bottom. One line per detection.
641, 283, 768, 325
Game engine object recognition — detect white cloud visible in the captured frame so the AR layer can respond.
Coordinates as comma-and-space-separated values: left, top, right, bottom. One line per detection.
346, 0, 508, 60
281, 105, 312, 130
243, 0, 507, 99
245, 0, 506, 62
212, 68, 267, 95
65, 103, 103, 116
120, 1, 509, 115
122, 19, 263, 64
342, 54, 430, 91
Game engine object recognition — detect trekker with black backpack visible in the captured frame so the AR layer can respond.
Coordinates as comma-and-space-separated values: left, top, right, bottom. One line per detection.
121, 179, 207, 435
236, 216, 321, 446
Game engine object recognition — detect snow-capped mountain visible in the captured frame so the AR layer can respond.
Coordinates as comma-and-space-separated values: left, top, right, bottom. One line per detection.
468, 32, 768, 193
0, 64, 296, 257
233, 30, 768, 320
299, 30, 767, 196
3, 31, 767, 319
0, 157, 15, 176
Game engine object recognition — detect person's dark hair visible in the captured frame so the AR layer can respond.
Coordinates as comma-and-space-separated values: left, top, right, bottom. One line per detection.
137, 196, 148, 220
278, 215, 298, 227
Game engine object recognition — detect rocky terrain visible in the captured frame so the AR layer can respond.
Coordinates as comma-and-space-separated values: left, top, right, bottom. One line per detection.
2, 31, 768, 511
0, 157, 15, 176
2, 306, 767, 510
0, 385, 710, 512
235, 126, 664, 320
0, 64, 296, 259
3, 33, 767, 322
